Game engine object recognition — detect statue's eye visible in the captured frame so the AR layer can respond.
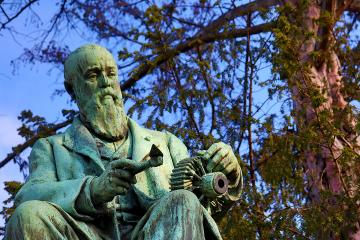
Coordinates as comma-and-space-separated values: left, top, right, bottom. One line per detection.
86, 72, 98, 80
108, 71, 116, 77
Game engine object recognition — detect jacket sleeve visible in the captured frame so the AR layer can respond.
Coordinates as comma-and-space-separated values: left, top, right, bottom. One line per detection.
165, 131, 190, 166
14, 138, 96, 221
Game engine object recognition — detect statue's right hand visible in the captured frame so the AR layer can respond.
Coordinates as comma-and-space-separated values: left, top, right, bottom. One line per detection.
90, 159, 137, 206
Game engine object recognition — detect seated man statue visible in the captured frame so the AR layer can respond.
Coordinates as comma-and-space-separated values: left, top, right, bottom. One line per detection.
5, 44, 242, 240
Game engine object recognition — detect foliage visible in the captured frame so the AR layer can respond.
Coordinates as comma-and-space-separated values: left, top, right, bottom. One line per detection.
0, 0, 359, 238
0, 181, 23, 235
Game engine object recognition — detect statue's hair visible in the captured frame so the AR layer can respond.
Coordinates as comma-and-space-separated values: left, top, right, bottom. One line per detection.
64, 44, 112, 98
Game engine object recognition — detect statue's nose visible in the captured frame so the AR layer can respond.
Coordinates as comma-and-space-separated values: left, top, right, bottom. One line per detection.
99, 72, 112, 88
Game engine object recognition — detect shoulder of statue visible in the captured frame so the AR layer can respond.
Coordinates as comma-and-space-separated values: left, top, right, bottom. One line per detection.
31, 131, 64, 148
47, 132, 66, 145
28, 134, 64, 159
128, 117, 167, 139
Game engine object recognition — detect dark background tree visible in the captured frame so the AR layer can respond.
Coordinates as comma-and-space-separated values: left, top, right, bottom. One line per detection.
0, 0, 359, 238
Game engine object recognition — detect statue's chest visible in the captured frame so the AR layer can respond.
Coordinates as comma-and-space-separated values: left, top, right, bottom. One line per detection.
94, 137, 132, 167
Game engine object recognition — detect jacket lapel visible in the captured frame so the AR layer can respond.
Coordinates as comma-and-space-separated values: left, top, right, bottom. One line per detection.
62, 117, 155, 172
63, 117, 105, 171
128, 118, 154, 163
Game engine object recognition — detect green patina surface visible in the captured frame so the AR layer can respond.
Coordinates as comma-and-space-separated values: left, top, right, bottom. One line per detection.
4, 44, 242, 240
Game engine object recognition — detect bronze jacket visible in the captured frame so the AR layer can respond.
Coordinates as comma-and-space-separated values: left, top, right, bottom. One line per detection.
14, 117, 189, 219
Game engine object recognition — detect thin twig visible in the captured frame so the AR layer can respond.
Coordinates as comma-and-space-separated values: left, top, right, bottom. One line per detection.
0, 0, 39, 30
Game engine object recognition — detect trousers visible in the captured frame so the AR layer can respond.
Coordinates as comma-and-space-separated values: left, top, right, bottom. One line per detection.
5, 190, 222, 240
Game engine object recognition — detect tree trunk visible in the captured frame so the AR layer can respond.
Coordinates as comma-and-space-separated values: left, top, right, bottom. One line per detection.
288, 1, 360, 238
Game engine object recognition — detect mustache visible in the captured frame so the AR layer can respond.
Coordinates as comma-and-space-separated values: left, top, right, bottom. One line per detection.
96, 88, 121, 102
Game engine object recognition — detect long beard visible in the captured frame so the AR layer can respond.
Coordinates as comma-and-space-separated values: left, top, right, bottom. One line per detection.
80, 89, 128, 141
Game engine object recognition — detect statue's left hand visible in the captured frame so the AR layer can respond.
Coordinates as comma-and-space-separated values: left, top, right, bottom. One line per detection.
203, 142, 240, 182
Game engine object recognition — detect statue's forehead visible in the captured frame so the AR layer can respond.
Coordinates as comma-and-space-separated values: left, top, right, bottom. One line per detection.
74, 48, 116, 74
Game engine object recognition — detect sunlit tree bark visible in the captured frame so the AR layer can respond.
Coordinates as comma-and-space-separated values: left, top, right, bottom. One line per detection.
282, 0, 360, 238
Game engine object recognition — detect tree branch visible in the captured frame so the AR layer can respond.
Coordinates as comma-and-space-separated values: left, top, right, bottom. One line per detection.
169, 61, 202, 137
122, 21, 275, 89
0, 2, 276, 169
0, 0, 39, 30
39, 0, 68, 47
348, 0, 360, 12
0, 5, 10, 20
195, 47, 216, 135
122, 0, 279, 88
0, 118, 72, 168
197, 0, 278, 36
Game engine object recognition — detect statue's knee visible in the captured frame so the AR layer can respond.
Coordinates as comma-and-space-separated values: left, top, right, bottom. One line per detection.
11, 200, 57, 224
168, 190, 201, 209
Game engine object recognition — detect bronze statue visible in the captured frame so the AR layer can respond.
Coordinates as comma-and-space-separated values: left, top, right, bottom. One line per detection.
5, 44, 242, 240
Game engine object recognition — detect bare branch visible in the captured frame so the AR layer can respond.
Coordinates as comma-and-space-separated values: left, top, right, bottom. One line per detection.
39, 0, 68, 46
70, 0, 145, 45
0, 0, 39, 30
170, 62, 202, 137
195, 47, 216, 135
0, 5, 10, 20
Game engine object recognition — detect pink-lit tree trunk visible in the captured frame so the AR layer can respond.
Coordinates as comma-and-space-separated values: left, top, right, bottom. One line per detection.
289, 0, 360, 238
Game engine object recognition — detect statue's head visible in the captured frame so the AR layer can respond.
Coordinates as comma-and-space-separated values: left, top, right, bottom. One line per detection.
64, 44, 128, 141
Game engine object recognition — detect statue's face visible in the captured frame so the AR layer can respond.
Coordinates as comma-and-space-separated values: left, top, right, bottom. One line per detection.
70, 47, 128, 141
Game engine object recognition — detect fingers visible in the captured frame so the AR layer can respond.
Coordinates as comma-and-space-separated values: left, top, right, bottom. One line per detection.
203, 143, 222, 160
108, 175, 135, 195
203, 142, 239, 175
206, 147, 229, 172
110, 177, 131, 189
212, 156, 231, 172
114, 185, 128, 195
219, 161, 237, 175
110, 159, 139, 172
111, 169, 137, 184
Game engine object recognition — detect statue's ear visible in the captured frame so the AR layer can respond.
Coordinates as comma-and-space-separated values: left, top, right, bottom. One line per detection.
64, 80, 75, 100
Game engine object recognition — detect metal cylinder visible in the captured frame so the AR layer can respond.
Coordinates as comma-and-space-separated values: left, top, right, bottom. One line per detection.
200, 172, 229, 198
